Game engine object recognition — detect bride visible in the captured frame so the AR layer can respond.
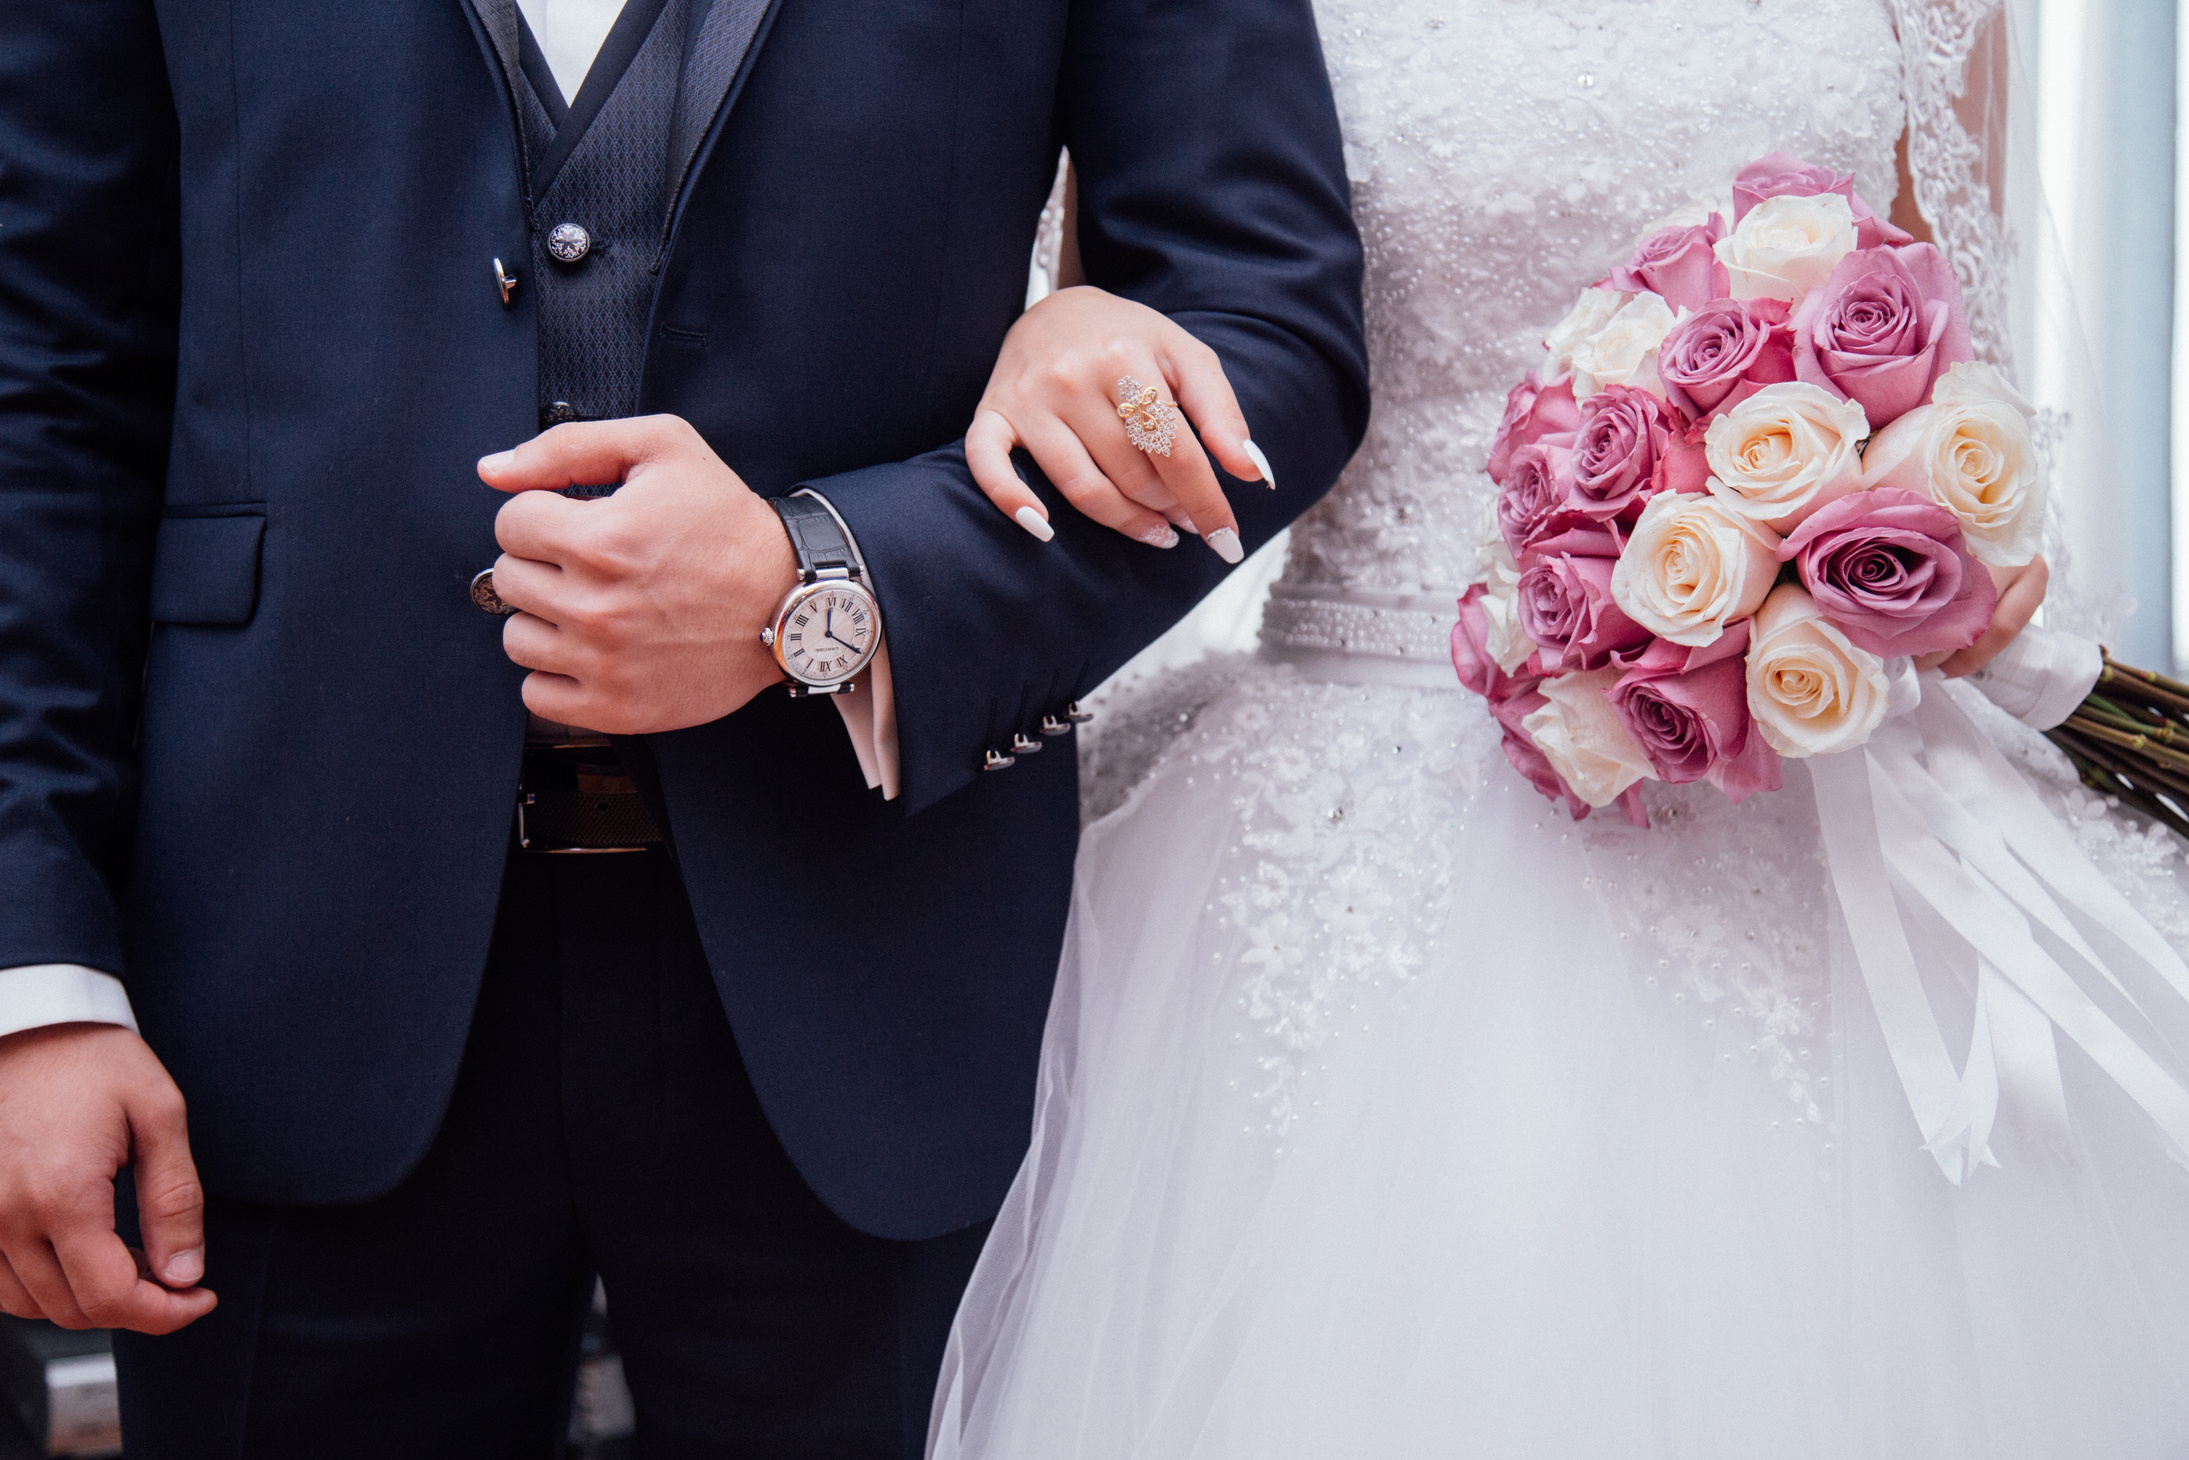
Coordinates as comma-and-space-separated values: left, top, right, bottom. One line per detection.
928, 0, 2189, 1454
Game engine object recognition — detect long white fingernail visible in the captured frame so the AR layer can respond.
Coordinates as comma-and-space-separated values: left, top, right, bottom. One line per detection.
1242, 439, 1276, 491
1014, 506, 1055, 542
1205, 527, 1244, 565
1136, 522, 1180, 549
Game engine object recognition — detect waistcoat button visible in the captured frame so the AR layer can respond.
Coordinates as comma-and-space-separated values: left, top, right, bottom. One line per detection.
546, 222, 593, 263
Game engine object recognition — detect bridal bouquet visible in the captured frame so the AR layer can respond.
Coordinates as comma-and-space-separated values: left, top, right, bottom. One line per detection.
1452, 153, 2045, 824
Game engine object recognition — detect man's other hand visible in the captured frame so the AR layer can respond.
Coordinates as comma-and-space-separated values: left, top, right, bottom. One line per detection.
480, 415, 799, 734
0, 1024, 215, 1334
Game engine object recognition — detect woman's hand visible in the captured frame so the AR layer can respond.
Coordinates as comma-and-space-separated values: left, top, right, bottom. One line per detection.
965, 286, 1273, 562
1918, 556, 2050, 678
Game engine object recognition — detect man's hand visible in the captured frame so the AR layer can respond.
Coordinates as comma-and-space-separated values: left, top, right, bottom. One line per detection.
0, 1024, 215, 1334
479, 416, 799, 733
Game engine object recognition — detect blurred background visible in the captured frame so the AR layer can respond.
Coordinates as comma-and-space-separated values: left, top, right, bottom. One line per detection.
2023, 0, 2178, 672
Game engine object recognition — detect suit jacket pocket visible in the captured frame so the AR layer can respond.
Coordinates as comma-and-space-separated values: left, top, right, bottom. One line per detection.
149, 507, 266, 625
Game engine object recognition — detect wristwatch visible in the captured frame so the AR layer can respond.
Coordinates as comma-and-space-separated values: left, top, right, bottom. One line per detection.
761, 490, 882, 697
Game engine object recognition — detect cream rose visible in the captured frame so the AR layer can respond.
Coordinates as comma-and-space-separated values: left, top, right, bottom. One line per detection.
1567, 291, 1676, 400
1475, 534, 1537, 674
1543, 286, 1623, 377
1703, 381, 1868, 531
1713, 192, 1858, 303
1610, 490, 1781, 646
1859, 361, 2046, 567
1744, 583, 1892, 756
1521, 668, 1654, 807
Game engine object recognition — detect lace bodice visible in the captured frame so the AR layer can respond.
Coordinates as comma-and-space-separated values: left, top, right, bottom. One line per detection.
1268, 0, 1905, 628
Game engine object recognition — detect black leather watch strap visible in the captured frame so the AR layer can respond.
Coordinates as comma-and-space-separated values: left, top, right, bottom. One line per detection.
769, 492, 863, 583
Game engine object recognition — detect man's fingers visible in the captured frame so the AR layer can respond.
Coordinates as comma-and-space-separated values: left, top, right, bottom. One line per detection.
501, 613, 595, 711
1160, 330, 1264, 489
50, 1227, 214, 1336
503, 610, 578, 678
493, 488, 586, 563
128, 1089, 205, 1291
518, 670, 596, 729
966, 408, 1055, 543
1941, 555, 2050, 679
1019, 418, 1179, 549
0, 1253, 44, 1320
7, 1242, 89, 1329
477, 415, 697, 496
487, 552, 566, 623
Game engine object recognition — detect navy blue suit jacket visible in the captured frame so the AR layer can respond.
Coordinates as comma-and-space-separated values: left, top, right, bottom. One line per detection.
0, 0, 1365, 1238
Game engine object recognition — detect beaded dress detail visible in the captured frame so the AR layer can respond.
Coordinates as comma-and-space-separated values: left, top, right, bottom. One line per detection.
931, 3, 2189, 1456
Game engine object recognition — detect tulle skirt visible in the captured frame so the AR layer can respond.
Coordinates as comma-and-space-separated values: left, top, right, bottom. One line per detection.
930, 660, 2189, 1459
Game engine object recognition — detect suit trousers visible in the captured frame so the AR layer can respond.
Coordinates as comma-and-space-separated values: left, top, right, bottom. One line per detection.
113, 847, 989, 1459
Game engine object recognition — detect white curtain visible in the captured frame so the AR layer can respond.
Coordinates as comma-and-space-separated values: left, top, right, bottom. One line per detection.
2025, 0, 2175, 668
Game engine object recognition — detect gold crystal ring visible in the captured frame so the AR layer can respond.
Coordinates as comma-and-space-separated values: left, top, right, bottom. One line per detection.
1116, 376, 1180, 457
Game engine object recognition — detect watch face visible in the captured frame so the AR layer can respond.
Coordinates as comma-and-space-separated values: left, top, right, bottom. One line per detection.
778, 584, 877, 685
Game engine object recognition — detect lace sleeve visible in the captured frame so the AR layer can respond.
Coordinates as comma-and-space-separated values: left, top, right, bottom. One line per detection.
1892, 0, 2015, 371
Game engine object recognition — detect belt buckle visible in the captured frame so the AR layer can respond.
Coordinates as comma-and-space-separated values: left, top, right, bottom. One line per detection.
515, 742, 664, 855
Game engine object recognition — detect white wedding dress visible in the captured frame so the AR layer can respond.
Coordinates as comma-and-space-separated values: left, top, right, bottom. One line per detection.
931, 2, 2189, 1455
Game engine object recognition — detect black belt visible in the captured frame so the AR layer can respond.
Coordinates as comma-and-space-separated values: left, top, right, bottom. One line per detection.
515, 742, 667, 854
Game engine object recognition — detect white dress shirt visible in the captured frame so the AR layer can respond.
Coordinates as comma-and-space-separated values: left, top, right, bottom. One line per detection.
0, 0, 899, 1041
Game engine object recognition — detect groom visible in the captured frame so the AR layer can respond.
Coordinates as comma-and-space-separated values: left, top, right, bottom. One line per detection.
0, 0, 1363, 1453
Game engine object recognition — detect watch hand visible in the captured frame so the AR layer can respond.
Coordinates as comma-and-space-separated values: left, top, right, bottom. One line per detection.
826, 628, 859, 651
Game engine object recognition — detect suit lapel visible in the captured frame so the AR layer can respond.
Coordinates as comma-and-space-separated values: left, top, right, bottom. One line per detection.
460, 0, 535, 184
663, 0, 782, 234
463, 0, 780, 248
462, 0, 524, 104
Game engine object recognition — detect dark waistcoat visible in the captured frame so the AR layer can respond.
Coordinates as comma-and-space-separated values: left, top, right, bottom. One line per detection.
514, 0, 681, 429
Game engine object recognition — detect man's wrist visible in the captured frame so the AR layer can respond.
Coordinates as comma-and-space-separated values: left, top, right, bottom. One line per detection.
759, 491, 883, 695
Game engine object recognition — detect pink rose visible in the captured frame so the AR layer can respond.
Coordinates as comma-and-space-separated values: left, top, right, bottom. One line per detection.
1656, 299, 1797, 425
1608, 628, 1783, 802
1522, 519, 1625, 563
1487, 372, 1581, 483
1494, 439, 1578, 559
1569, 386, 1708, 523
1776, 487, 1997, 658
1791, 244, 1972, 431
1611, 218, 1730, 313
1732, 152, 1912, 252
1516, 554, 1653, 674
1453, 584, 1539, 702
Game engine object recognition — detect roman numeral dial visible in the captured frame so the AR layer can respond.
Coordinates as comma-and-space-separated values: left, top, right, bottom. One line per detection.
774, 583, 877, 686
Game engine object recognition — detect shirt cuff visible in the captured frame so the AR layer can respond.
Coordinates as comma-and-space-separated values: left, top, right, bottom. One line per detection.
830, 638, 901, 800
0, 965, 139, 1039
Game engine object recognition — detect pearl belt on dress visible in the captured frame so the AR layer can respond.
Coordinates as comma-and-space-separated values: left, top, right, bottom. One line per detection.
1257, 582, 1463, 689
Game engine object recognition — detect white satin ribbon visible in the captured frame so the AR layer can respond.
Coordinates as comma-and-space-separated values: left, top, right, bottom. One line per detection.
1810, 669, 2189, 1182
